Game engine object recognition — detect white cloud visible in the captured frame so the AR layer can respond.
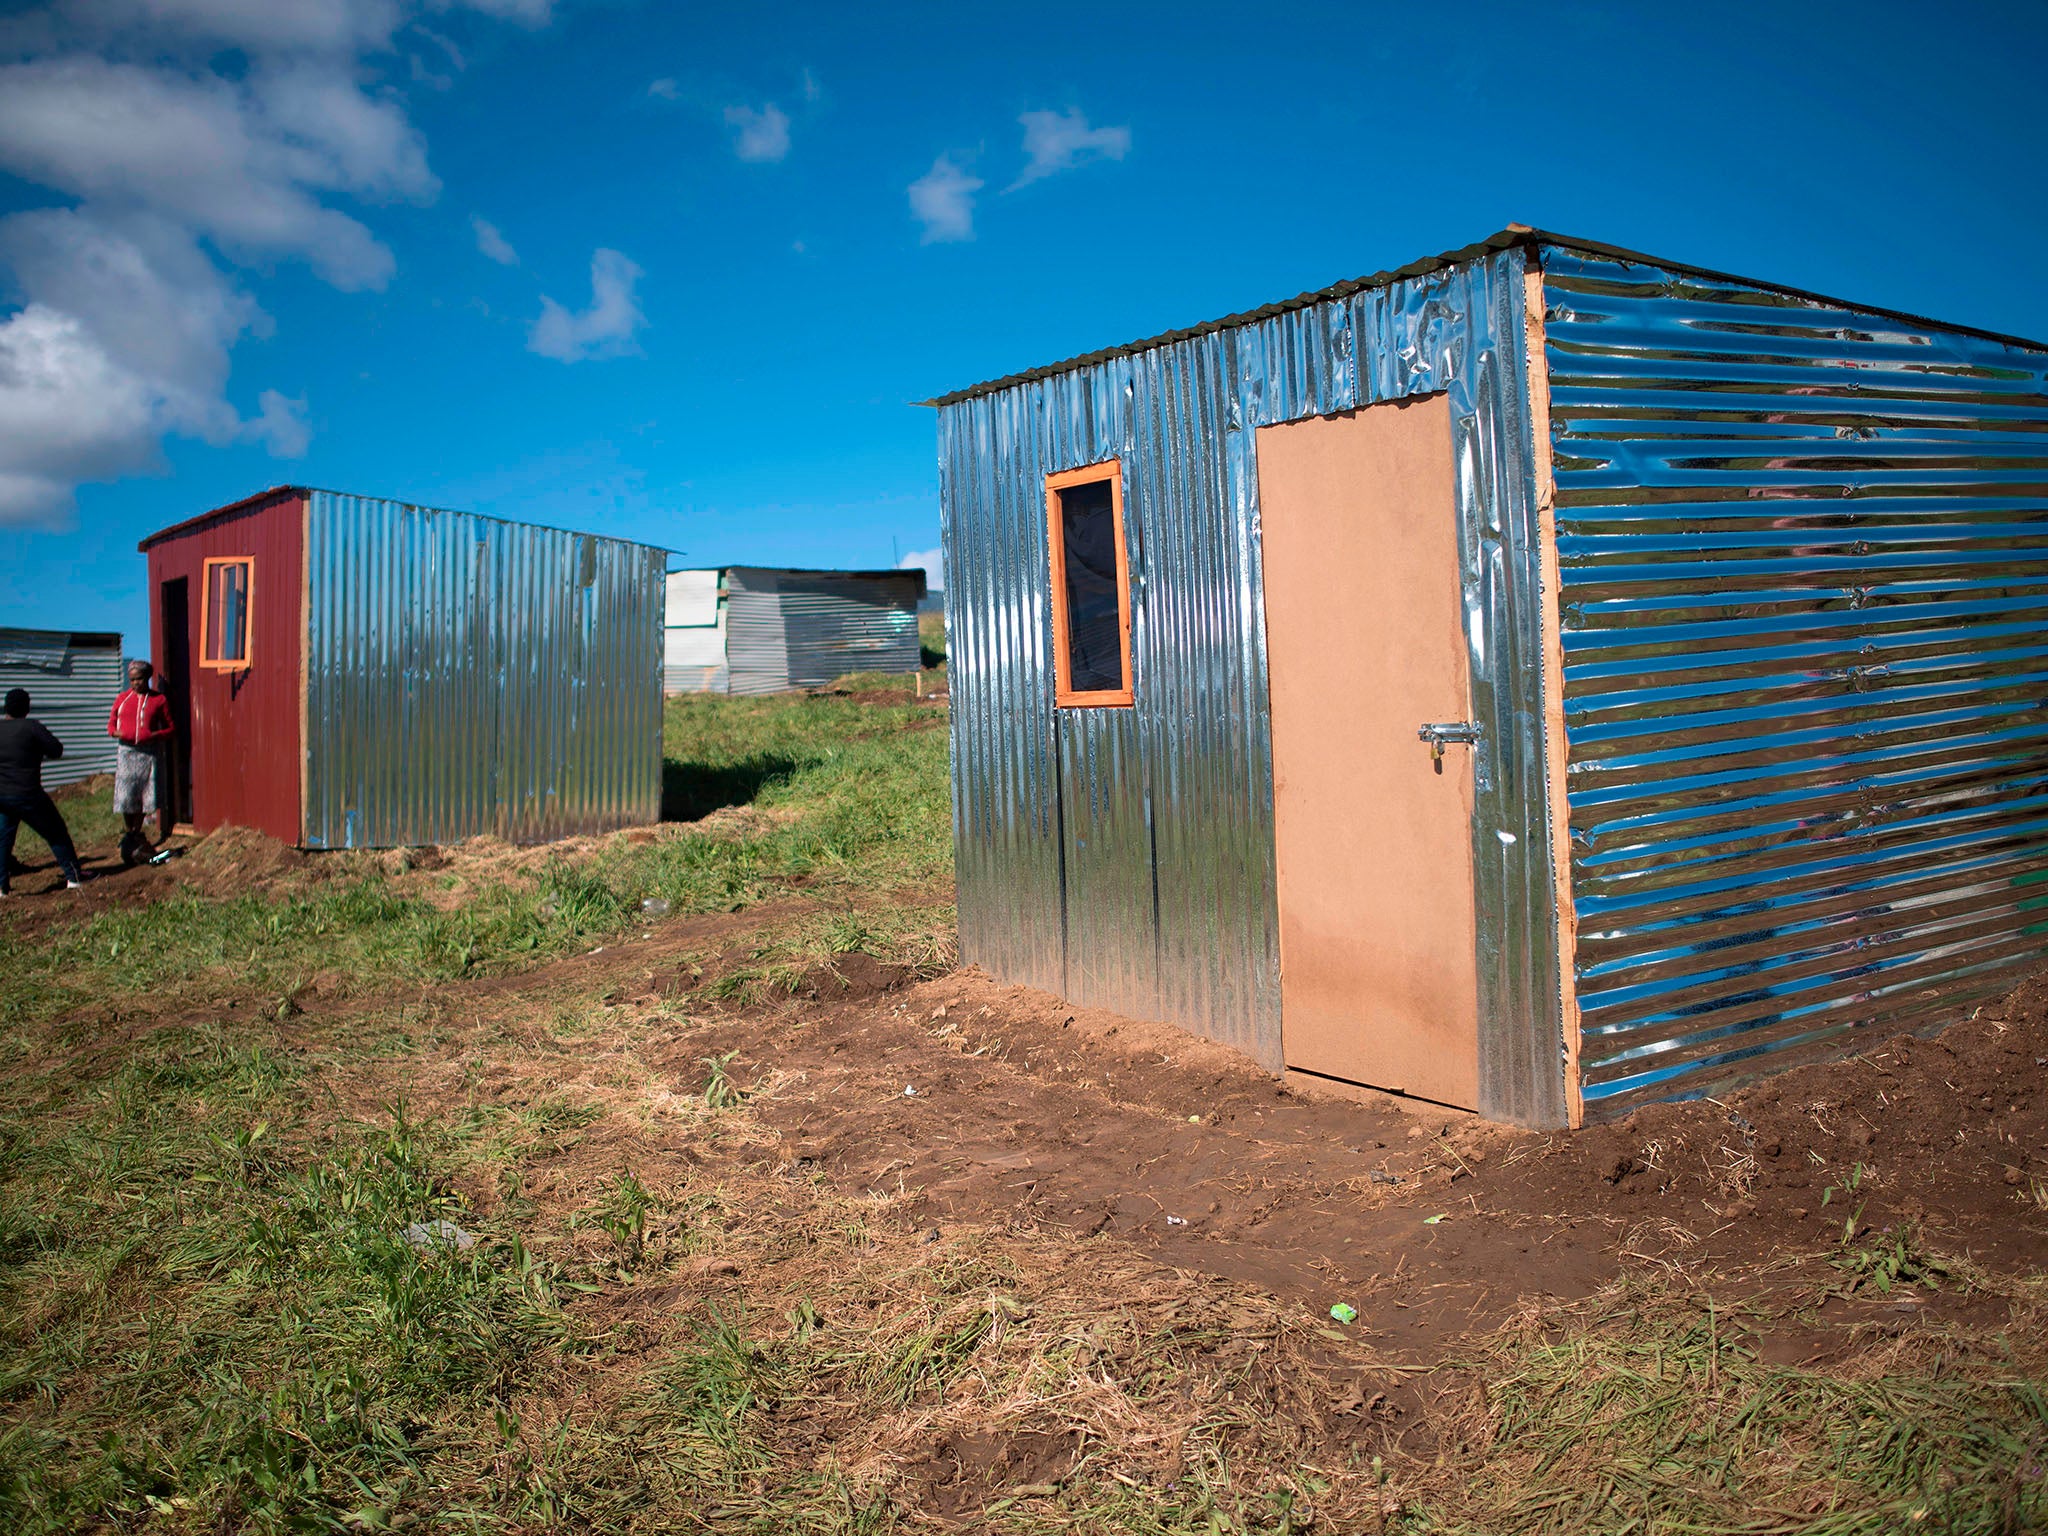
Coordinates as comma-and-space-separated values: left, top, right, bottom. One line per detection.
1011, 108, 1130, 189
909, 155, 981, 244
529, 248, 645, 363
0, 55, 430, 289
247, 389, 310, 457
412, 24, 464, 76
0, 303, 165, 526
646, 76, 679, 101
441, 0, 552, 23
899, 545, 943, 592
0, 0, 548, 524
0, 210, 253, 524
1, 208, 257, 418
65, 0, 406, 55
723, 101, 789, 163
471, 213, 518, 265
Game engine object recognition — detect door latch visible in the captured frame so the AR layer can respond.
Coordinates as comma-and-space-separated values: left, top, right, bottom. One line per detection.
1418, 720, 1481, 774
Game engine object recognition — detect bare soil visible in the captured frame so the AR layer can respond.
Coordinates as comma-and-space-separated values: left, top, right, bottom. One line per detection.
17, 808, 2047, 1353
220, 911, 2048, 1368
657, 964, 2048, 1354
11, 812, 2046, 1525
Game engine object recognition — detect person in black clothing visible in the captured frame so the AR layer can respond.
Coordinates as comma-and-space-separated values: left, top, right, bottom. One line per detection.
0, 688, 84, 896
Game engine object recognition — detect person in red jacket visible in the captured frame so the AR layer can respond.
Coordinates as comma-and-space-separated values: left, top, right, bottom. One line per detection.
108, 659, 174, 864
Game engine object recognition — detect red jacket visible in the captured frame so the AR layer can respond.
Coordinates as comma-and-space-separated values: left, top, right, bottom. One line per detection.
109, 688, 174, 747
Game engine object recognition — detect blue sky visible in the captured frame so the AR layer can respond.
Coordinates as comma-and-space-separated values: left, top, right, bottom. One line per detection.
2, 0, 2045, 650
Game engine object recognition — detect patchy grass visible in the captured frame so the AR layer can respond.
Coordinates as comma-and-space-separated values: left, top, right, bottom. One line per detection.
3, 690, 2044, 1532
47, 774, 126, 851
0, 1025, 586, 1533
1424, 1282, 2048, 1534
3, 692, 951, 1029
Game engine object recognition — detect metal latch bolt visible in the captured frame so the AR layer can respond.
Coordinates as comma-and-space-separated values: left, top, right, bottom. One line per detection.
1418, 720, 1481, 774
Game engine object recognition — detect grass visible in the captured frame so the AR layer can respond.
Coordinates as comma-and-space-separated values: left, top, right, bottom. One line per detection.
8, 691, 951, 1028
1425, 1283, 2048, 1535
45, 773, 127, 851
0, 1026, 584, 1532
2, 687, 2044, 1533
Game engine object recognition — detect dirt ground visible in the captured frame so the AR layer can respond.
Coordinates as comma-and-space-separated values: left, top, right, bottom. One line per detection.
214, 892, 2048, 1370
18, 812, 2048, 1355
10, 791, 2047, 1528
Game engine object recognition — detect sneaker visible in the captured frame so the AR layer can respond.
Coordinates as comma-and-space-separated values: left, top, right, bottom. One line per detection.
66, 880, 84, 891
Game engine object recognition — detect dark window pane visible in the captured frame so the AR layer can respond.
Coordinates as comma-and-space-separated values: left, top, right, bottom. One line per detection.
1058, 478, 1125, 694
222, 564, 247, 660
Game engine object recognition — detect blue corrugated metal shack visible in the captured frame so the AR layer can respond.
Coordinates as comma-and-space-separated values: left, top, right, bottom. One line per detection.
932, 227, 2048, 1129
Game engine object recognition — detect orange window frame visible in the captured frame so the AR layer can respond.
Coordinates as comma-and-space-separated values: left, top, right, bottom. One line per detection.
199, 555, 255, 671
1045, 459, 1135, 708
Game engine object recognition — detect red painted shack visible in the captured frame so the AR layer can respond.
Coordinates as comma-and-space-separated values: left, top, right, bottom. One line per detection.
140, 486, 307, 843
138, 485, 667, 849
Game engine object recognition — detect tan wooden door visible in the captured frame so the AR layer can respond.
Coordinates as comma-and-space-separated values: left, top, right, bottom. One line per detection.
1257, 394, 1480, 1109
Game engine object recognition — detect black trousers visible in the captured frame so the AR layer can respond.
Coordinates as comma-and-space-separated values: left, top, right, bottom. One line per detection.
0, 791, 83, 890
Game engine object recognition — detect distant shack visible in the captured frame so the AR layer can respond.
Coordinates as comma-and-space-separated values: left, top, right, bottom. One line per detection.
665, 567, 926, 695
139, 487, 666, 849
0, 628, 124, 788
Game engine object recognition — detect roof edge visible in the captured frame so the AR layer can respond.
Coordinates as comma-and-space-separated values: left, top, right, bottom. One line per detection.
680, 565, 928, 583
0, 627, 122, 649
139, 485, 676, 557
137, 484, 305, 551
922, 226, 2048, 407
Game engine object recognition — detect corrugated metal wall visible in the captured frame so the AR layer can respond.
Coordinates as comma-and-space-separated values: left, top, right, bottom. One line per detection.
0, 629, 123, 788
303, 493, 664, 848
664, 658, 732, 695
939, 248, 1567, 1123
725, 568, 924, 695
1541, 246, 2048, 1118
725, 570, 791, 695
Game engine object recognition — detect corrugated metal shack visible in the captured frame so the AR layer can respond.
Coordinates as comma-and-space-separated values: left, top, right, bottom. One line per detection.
0, 628, 124, 788
933, 227, 2048, 1129
665, 566, 927, 695
140, 488, 666, 848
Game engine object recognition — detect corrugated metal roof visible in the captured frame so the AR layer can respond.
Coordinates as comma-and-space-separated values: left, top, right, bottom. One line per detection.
924, 228, 2048, 407
0, 629, 120, 658
696, 564, 929, 590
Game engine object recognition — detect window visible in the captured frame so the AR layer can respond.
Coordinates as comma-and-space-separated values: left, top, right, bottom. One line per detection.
201, 556, 253, 669
1046, 460, 1134, 708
